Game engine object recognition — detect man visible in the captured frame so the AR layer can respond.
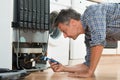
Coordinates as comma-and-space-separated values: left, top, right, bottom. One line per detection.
49, 3, 120, 78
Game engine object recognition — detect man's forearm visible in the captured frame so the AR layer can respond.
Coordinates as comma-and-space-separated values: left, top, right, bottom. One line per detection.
63, 66, 79, 72
63, 64, 89, 73
63, 65, 84, 72
88, 45, 104, 75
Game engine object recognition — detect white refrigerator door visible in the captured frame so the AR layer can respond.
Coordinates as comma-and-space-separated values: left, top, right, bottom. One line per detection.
0, 0, 13, 69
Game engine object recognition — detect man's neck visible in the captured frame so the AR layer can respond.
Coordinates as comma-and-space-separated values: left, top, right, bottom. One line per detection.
78, 21, 85, 34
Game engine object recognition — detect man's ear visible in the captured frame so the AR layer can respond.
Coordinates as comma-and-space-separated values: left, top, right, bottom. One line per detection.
70, 19, 77, 26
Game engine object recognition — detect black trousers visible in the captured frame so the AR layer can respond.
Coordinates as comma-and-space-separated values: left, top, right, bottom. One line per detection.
106, 27, 120, 41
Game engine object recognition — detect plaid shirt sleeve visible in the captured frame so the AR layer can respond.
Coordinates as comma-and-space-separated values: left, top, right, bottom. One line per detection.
82, 4, 107, 47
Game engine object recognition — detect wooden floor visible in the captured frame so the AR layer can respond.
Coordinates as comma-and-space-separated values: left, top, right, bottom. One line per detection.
24, 56, 120, 80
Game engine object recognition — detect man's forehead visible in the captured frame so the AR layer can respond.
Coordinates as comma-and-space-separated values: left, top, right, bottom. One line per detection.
58, 23, 68, 31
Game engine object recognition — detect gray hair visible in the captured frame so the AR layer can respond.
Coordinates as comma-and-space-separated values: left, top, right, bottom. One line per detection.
54, 8, 81, 27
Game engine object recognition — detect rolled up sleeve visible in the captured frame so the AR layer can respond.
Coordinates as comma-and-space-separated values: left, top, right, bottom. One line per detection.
84, 4, 107, 47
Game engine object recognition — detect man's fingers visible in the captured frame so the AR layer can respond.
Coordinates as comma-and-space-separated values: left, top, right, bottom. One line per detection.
49, 61, 58, 66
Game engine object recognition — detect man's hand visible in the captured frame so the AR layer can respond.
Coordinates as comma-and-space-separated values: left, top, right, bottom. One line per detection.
49, 60, 65, 72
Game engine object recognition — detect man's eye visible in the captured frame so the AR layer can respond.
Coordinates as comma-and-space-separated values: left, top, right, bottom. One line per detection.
63, 31, 65, 33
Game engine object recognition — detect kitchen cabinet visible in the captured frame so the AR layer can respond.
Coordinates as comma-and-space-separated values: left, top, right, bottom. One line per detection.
117, 41, 120, 54
102, 49, 117, 55
70, 34, 86, 59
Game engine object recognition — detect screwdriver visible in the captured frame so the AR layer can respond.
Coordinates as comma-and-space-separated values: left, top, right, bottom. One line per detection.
41, 56, 60, 64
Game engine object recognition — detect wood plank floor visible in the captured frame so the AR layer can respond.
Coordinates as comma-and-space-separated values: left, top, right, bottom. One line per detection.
24, 56, 120, 80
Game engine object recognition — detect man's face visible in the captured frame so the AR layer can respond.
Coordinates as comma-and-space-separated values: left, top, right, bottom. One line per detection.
58, 20, 80, 40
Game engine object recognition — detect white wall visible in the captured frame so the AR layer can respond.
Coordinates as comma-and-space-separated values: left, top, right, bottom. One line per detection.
117, 41, 120, 54
0, 0, 13, 69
